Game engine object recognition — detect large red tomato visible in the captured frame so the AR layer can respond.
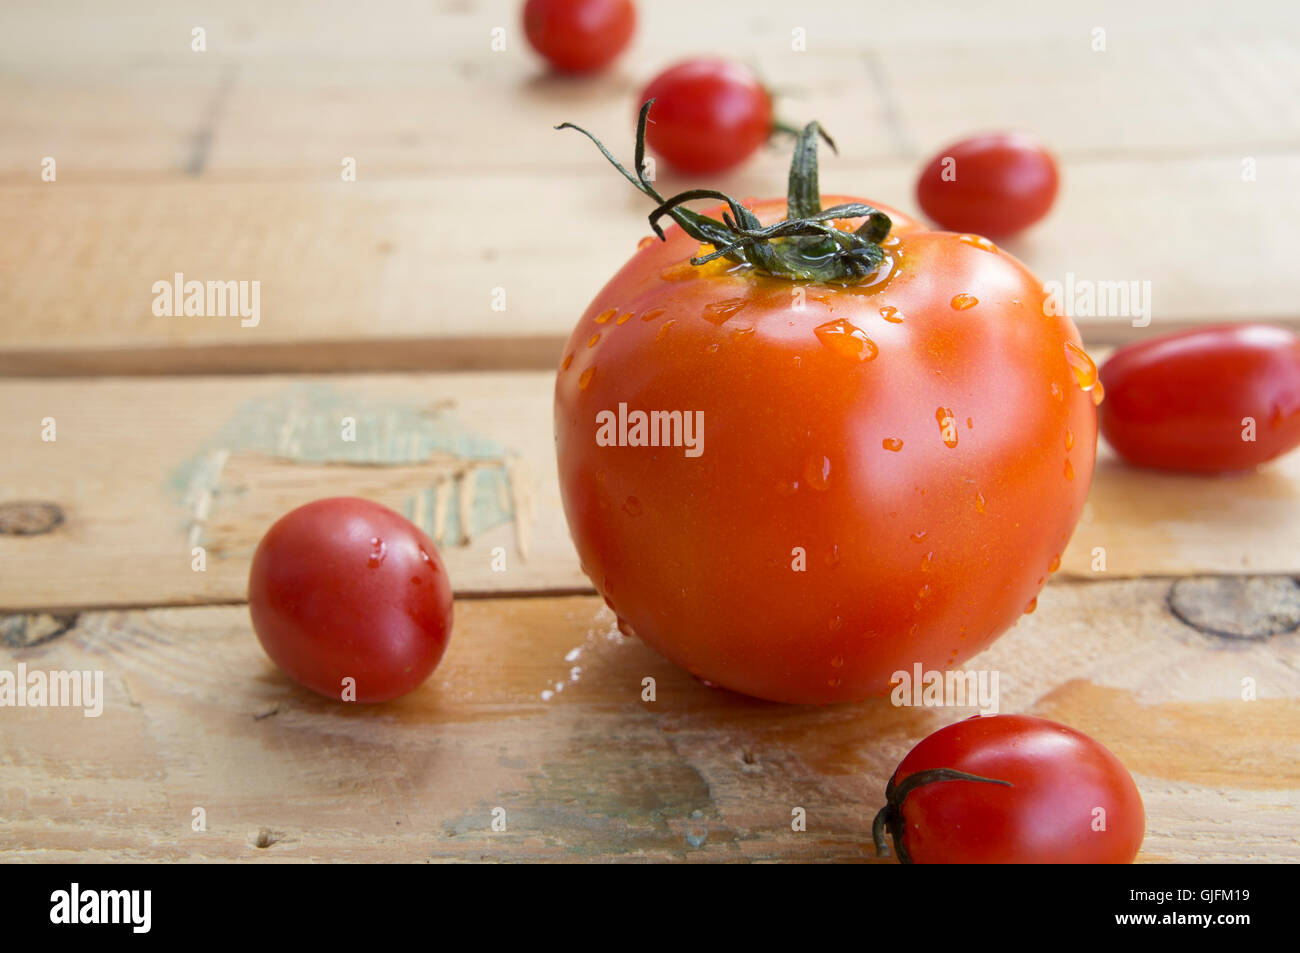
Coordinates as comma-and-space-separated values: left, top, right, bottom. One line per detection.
554, 107, 1097, 704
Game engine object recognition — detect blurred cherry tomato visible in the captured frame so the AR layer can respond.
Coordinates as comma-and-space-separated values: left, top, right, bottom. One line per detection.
1099, 323, 1300, 472
641, 59, 772, 173
874, 714, 1145, 864
916, 133, 1058, 238
248, 497, 453, 703
522, 0, 635, 74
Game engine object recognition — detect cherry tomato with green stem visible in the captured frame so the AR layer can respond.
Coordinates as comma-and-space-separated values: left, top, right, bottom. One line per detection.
874, 714, 1145, 864
916, 133, 1059, 238
248, 497, 453, 703
1099, 323, 1300, 472
523, 0, 636, 74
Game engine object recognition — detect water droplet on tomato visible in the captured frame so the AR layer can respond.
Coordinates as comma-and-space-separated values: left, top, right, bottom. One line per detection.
975, 492, 986, 513
1050, 381, 1064, 402
920, 552, 933, 572
1024, 597, 1038, 614
367, 537, 387, 568
1064, 459, 1075, 481
640, 307, 666, 322
814, 318, 878, 361
702, 297, 748, 325
880, 306, 904, 323
1065, 427, 1075, 451
623, 496, 643, 516
883, 437, 904, 452
578, 367, 595, 390
825, 544, 841, 567
830, 656, 845, 668
936, 407, 958, 447
1091, 380, 1106, 405
594, 308, 617, 324
1064, 341, 1099, 390
560, 352, 573, 371
706, 342, 720, 354
616, 311, 633, 325
654, 319, 676, 343
1049, 554, 1061, 573
587, 333, 600, 348
803, 454, 832, 491
730, 326, 756, 343
910, 530, 927, 543
951, 293, 979, 311
958, 234, 998, 253
637, 236, 655, 250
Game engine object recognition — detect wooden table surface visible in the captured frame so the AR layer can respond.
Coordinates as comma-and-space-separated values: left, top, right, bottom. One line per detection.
2, 0, 1298, 862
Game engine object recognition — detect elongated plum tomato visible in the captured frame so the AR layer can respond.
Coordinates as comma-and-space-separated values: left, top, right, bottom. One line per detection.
640, 59, 772, 174
248, 497, 453, 703
553, 105, 1097, 704
916, 133, 1058, 238
523, 0, 635, 74
874, 714, 1145, 864
1099, 323, 1300, 472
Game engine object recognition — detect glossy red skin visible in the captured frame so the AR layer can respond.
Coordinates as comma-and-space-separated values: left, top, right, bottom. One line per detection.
1099, 323, 1300, 472
248, 497, 453, 703
891, 714, 1145, 864
640, 59, 773, 174
554, 198, 1096, 704
523, 0, 635, 74
916, 133, 1058, 238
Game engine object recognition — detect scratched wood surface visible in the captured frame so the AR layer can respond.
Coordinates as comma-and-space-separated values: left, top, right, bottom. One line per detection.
2, 0, 1299, 863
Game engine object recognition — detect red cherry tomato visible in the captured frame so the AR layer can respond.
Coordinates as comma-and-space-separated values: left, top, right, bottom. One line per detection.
641, 59, 773, 174
555, 111, 1096, 704
248, 497, 453, 703
1099, 324, 1300, 472
916, 133, 1058, 238
874, 715, 1145, 864
522, 0, 635, 74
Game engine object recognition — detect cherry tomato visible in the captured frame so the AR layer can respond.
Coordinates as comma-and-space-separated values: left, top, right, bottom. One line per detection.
554, 110, 1096, 704
916, 133, 1058, 238
523, 0, 635, 74
248, 497, 453, 703
875, 715, 1145, 864
641, 59, 773, 174
1099, 323, 1300, 472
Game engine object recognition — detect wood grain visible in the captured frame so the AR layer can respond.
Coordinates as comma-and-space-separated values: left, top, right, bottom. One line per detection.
1, 579, 1295, 862
4, 371, 1300, 611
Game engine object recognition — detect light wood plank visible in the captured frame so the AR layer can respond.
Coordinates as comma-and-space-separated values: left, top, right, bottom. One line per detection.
2, 372, 1299, 611
1, 580, 1295, 861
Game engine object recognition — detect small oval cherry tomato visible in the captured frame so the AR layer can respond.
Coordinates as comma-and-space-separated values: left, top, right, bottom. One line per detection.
1099, 323, 1300, 472
523, 0, 635, 74
874, 714, 1145, 864
916, 133, 1058, 238
248, 497, 453, 703
641, 59, 772, 174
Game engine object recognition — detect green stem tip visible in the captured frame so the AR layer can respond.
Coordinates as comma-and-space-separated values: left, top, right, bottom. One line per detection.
556, 100, 893, 284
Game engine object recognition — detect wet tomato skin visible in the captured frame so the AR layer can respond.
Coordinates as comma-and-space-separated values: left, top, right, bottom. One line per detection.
916, 133, 1058, 238
641, 59, 773, 174
890, 715, 1145, 864
523, 0, 635, 74
1099, 324, 1300, 472
248, 497, 453, 703
554, 198, 1096, 704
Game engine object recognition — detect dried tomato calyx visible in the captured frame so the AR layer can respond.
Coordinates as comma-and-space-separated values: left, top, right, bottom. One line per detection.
557, 100, 894, 284
871, 767, 1013, 864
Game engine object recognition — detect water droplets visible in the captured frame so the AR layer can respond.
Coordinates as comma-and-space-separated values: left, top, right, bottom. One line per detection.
910, 530, 928, 543
702, 297, 748, 325
803, 454, 832, 491
560, 352, 573, 371
1049, 554, 1061, 573
587, 333, 601, 348
1064, 458, 1075, 481
366, 537, 387, 569
616, 311, 633, 325
1024, 596, 1038, 614
1050, 381, 1064, 402
640, 307, 666, 322
1091, 380, 1106, 406
1064, 341, 1099, 391
920, 551, 933, 573
958, 234, 998, 253
1065, 427, 1075, 451
730, 326, 756, 343
882, 437, 903, 452
654, 319, 676, 342
879, 306, 904, 323
814, 318, 878, 361
594, 308, 617, 324
950, 293, 979, 311
974, 492, 986, 513
637, 236, 655, 250
578, 367, 595, 390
